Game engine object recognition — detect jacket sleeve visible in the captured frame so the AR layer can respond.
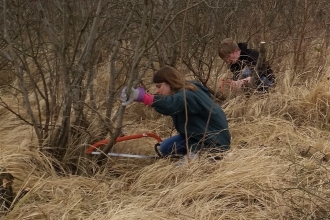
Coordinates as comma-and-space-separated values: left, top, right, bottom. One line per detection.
245, 49, 259, 67
230, 64, 241, 80
151, 91, 201, 116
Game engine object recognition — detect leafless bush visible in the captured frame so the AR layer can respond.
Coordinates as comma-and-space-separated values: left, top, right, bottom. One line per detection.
0, 0, 329, 172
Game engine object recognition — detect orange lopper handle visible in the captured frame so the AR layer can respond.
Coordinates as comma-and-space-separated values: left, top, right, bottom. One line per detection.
85, 132, 162, 154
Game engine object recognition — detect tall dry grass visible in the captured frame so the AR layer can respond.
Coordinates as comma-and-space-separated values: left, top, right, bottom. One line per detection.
0, 56, 330, 219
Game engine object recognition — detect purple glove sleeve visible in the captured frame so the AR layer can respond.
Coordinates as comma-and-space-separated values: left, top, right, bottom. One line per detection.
135, 87, 145, 102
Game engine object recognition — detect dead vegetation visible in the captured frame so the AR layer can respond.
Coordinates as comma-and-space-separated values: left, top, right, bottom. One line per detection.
0, 0, 330, 219
0, 62, 329, 219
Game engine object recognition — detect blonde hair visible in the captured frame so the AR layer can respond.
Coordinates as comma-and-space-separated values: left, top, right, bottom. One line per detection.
153, 66, 198, 92
218, 38, 240, 59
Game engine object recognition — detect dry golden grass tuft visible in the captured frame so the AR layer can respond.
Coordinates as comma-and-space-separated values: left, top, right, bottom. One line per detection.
1, 64, 330, 219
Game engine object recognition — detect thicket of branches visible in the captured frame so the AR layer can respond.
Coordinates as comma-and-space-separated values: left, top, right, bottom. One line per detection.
0, 0, 329, 172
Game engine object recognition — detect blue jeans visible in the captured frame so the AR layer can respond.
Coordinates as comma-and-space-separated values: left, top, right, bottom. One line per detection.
257, 75, 274, 91
159, 134, 187, 157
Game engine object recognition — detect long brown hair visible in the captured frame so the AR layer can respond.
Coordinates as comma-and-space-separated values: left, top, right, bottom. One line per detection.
153, 66, 197, 92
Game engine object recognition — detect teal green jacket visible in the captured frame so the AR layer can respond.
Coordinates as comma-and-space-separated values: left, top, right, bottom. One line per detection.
151, 81, 231, 151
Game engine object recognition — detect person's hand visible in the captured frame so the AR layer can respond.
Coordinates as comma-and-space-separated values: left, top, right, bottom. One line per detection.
120, 87, 145, 106
228, 79, 244, 90
242, 76, 251, 84
228, 77, 251, 90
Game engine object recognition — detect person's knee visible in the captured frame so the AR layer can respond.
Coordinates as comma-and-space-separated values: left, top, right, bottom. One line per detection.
159, 135, 187, 157
159, 143, 172, 157
159, 142, 187, 157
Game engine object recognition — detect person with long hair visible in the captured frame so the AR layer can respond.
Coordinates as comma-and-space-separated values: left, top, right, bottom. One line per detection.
120, 66, 231, 159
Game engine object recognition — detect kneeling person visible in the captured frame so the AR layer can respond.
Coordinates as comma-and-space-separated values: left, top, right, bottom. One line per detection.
120, 66, 231, 158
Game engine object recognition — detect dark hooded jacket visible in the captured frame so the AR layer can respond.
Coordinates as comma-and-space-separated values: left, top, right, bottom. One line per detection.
230, 43, 275, 90
151, 81, 231, 152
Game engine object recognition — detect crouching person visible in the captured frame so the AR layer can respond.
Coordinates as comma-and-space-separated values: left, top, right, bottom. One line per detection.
120, 66, 231, 162
218, 38, 275, 93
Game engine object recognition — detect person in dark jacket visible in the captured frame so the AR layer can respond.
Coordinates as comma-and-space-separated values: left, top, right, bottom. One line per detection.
120, 66, 231, 158
218, 38, 275, 92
